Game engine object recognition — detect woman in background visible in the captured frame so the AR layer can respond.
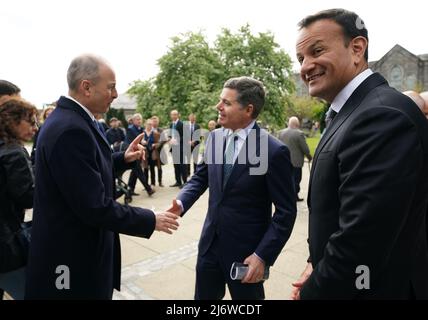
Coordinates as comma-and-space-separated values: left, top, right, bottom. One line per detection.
30, 105, 55, 165
0, 98, 38, 300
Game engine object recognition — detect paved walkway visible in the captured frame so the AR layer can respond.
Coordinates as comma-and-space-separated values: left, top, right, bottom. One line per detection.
113, 159, 310, 300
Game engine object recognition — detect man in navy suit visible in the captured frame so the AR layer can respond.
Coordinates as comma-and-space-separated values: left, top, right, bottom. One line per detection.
168, 77, 297, 299
292, 9, 428, 299
168, 110, 188, 188
25, 54, 179, 299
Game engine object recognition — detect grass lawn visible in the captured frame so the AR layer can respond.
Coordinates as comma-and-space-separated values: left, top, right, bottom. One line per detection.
306, 132, 321, 156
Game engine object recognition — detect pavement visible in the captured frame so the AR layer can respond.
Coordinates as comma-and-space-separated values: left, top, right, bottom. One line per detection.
112, 158, 310, 300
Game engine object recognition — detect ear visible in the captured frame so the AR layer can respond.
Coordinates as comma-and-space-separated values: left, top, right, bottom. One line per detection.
350, 36, 368, 65
81, 80, 91, 97
246, 104, 255, 118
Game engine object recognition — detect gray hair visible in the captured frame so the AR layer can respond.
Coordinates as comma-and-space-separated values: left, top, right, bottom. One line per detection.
67, 54, 107, 91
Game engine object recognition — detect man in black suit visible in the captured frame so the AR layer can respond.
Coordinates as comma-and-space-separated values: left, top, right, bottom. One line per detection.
292, 9, 428, 299
168, 77, 296, 299
169, 109, 188, 188
186, 113, 201, 176
25, 54, 179, 299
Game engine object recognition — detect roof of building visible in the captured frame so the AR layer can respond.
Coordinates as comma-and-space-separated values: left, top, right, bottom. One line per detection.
110, 93, 137, 110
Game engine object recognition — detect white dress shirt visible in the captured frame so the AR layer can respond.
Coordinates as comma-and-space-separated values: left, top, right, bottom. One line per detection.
330, 68, 373, 114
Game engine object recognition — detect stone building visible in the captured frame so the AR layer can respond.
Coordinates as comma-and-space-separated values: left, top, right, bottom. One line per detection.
110, 93, 137, 117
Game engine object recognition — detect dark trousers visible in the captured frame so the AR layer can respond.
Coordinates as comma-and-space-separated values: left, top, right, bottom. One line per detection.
157, 166, 163, 184
186, 163, 197, 176
174, 164, 187, 185
195, 237, 264, 300
172, 149, 187, 185
292, 166, 302, 197
128, 162, 152, 192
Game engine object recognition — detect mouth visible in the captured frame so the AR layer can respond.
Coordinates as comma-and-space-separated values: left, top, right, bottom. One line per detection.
306, 72, 325, 83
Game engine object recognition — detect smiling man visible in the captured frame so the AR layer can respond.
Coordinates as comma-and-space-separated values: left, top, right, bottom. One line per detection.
292, 9, 428, 299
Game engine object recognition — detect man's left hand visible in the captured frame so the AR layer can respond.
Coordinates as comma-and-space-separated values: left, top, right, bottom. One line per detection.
124, 133, 146, 163
241, 253, 265, 283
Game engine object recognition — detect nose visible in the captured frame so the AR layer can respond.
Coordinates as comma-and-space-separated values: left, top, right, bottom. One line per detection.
112, 88, 118, 99
300, 56, 315, 80
216, 101, 223, 112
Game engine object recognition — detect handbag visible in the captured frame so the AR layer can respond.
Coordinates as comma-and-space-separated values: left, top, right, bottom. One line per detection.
0, 220, 32, 273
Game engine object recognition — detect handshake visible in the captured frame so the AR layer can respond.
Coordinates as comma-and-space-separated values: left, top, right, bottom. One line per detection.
153, 199, 183, 234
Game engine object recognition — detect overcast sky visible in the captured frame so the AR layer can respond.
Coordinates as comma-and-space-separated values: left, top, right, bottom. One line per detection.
1, 0, 426, 106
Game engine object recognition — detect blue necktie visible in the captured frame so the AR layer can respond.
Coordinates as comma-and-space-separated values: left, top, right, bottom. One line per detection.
223, 133, 237, 188
94, 120, 106, 136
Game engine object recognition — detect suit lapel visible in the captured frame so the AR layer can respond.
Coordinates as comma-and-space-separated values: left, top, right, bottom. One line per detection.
223, 123, 261, 192
308, 73, 388, 199
57, 96, 112, 151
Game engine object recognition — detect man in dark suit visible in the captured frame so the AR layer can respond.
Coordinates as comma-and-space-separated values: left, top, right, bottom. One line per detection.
167, 77, 297, 299
169, 110, 188, 188
25, 54, 179, 299
186, 113, 201, 176
292, 9, 428, 299
105, 117, 125, 149
278, 117, 312, 202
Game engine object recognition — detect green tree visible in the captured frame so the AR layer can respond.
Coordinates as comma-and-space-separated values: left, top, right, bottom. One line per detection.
155, 32, 224, 126
285, 95, 327, 123
128, 26, 295, 129
127, 78, 162, 122
215, 25, 295, 128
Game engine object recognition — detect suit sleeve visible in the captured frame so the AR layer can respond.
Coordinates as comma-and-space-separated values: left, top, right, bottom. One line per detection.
254, 145, 297, 266
300, 106, 424, 299
48, 129, 156, 238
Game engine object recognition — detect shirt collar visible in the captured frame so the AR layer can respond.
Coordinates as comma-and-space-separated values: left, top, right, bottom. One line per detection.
223, 120, 256, 141
65, 95, 96, 122
330, 68, 373, 113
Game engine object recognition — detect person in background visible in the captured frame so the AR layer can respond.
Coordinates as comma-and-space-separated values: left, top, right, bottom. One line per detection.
0, 80, 21, 105
187, 113, 201, 176
168, 110, 187, 188
105, 117, 125, 150
278, 117, 312, 202
0, 98, 38, 300
150, 115, 165, 187
142, 119, 156, 187
31, 106, 55, 165
125, 113, 154, 196
208, 120, 217, 132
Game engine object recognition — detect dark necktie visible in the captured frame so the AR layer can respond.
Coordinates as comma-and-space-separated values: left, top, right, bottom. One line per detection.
325, 108, 337, 129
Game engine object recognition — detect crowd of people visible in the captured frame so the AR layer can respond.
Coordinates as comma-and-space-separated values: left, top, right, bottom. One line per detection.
2, 7, 428, 301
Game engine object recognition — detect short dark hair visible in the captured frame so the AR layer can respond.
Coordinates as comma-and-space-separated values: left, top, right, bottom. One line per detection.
298, 8, 369, 61
223, 76, 265, 119
0, 80, 21, 97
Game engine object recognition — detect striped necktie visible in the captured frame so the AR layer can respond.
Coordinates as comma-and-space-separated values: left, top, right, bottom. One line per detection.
223, 133, 237, 188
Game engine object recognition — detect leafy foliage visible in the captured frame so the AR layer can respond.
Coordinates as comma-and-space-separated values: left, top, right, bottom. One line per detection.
128, 26, 296, 129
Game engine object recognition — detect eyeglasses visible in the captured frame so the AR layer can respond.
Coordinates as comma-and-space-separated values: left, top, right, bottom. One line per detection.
27, 119, 39, 129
